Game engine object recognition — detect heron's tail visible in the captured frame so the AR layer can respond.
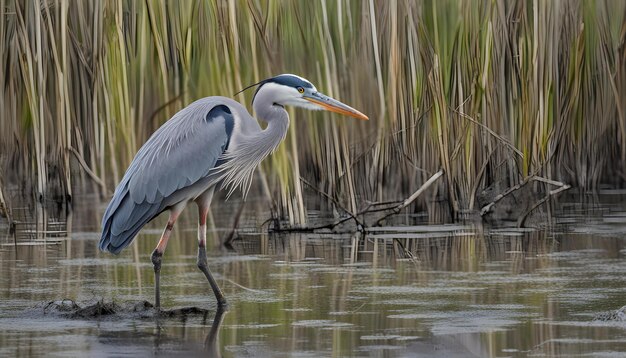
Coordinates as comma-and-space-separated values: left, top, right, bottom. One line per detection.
100, 184, 161, 255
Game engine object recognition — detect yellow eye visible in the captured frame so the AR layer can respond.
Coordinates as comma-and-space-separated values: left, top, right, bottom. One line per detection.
297, 87, 304, 93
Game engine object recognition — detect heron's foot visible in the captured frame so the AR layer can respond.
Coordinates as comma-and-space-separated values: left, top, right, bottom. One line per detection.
197, 246, 228, 307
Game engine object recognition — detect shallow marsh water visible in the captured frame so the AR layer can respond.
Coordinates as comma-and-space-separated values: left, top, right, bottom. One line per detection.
0, 195, 625, 357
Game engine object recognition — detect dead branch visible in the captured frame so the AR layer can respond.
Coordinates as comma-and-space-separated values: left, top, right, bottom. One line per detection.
480, 177, 532, 216
274, 171, 444, 232
479, 172, 572, 226
517, 184, 571, 228
371, 169, 444, 226
530, 176, 567, 187
480, 169, 544, 216
276, 171, 444, 232
480, 173, 570, 219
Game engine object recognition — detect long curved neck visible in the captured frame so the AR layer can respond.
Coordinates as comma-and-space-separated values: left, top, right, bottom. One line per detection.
211, 90, 290, 198
252, 87, 290, 149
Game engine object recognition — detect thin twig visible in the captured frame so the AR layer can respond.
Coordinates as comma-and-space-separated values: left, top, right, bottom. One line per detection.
148, 92, 186, 127
300, 177, 364, 227
222, 200, 245, 247
393, 238, 415, 260
450, 108, 524, 158
358, 199, 404, 215
363, 199, 405, 208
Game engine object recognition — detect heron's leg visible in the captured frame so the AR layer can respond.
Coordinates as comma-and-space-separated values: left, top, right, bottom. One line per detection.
197, 204, 228, 307
151, 207, 183, 311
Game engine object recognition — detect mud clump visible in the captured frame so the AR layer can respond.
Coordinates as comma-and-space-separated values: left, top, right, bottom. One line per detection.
39, 299, 210, 320
71, 300, 119, 318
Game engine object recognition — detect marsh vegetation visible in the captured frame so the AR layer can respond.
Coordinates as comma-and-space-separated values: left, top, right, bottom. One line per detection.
1, 1, 625, 227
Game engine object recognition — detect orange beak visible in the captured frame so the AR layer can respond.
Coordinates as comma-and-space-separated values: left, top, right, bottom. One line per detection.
304, 92, 369, 120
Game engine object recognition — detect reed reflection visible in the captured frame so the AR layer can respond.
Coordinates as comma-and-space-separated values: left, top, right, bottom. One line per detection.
1, 207, 625, 357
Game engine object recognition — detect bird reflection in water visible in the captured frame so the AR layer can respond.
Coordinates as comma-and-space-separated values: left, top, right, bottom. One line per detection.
152, 306, 228, 357
204, 307, 228, 357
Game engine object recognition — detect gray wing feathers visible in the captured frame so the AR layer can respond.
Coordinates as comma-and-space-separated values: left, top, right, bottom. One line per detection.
101, 192, 161, 254
100, 99, 235, 254
129, 106, 231, 203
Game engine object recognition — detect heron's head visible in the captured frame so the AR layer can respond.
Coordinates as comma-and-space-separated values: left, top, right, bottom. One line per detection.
249, 74, 368, 120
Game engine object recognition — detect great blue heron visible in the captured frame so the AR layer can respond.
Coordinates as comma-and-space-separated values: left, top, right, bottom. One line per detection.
99, 74, 368, 309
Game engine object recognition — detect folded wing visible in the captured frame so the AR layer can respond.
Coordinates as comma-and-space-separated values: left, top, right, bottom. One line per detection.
99, 102, 234, 254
